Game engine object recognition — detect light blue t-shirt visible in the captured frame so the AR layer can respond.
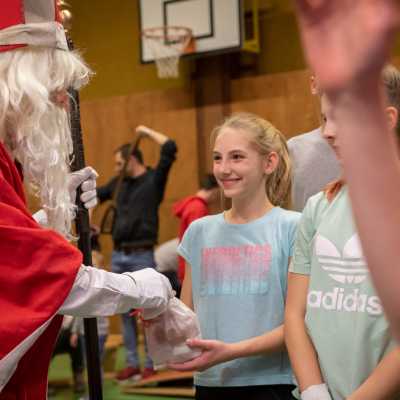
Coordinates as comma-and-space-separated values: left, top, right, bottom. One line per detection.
178, 207, 300, 387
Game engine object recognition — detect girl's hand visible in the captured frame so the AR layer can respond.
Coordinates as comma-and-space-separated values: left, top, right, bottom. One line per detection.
294, 0, 400, 93
168, 338, 234, 372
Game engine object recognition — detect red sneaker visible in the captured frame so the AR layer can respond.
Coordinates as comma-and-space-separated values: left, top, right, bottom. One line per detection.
141, 367, 156, 380
116, 366, 141, 381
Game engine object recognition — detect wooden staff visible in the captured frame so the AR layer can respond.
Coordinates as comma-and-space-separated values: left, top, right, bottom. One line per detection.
68, 37, 103, 400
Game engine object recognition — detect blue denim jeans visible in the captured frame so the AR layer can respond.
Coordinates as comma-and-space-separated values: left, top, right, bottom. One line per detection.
111, 249, 156, 369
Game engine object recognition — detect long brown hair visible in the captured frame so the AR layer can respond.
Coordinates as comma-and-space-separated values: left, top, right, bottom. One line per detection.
211, 112, 292, 208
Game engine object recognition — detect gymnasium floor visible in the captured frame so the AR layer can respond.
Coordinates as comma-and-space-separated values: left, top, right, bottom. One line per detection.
49, 347, 192, 400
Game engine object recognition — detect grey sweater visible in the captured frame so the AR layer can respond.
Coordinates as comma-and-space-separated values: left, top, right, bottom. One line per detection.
288, 128, 341, 211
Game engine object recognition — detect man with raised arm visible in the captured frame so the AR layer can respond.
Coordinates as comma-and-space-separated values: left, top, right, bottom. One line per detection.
97, 125, 177, 380
0, 1, 172, 397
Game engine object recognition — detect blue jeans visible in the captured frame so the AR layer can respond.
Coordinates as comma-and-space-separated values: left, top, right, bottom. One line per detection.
111, 250, 156, 369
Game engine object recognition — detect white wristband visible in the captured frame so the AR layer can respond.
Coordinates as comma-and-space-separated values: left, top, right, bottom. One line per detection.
301, 384, 332, 400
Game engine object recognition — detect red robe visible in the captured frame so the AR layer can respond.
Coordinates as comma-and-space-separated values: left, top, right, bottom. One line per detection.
173, 196, 209, 283
0, 142, 81, 399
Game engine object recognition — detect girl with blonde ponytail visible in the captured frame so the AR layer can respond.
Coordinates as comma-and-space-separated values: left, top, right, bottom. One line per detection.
170, 112, 300, 400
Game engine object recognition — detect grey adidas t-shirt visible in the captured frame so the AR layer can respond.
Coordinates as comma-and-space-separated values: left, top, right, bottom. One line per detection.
288, 128, 340, 211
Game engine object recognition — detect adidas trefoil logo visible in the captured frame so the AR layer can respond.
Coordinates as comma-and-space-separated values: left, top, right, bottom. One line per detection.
315, 234, 367, 284
308, 234, 382, 315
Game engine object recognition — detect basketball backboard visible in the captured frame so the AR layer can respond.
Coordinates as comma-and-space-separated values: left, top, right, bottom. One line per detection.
139, 0, 244, 63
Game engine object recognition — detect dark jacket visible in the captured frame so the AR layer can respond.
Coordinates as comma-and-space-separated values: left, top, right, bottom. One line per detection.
97, 140, 177, 247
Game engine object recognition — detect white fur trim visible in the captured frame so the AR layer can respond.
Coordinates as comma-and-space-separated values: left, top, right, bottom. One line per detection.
0, 22, 68, 50
0, 318, 53, 392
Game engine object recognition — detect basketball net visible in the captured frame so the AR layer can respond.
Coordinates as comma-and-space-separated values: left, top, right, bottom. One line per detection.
142, 26, 193, 79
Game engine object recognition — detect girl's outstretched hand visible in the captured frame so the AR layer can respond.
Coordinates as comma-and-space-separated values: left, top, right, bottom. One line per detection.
168, 338, 234, 372
294, 0, 400, 93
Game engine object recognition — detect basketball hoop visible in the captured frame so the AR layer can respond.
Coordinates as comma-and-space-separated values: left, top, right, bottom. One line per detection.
142, 26, 194, 79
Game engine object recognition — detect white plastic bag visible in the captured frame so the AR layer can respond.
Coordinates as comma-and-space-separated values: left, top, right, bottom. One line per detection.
144, 297, 202, 367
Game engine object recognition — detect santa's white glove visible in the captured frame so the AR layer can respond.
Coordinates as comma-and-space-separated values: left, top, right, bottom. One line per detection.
68, 166, 99, 209
301, 384, 332, 400
125, 268, 174, 320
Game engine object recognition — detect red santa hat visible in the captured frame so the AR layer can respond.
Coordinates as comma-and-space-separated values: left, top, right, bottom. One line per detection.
0, 0, 68, 52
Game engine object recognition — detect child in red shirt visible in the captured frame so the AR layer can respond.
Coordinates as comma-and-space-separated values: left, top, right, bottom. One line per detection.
173, 174, 219, 282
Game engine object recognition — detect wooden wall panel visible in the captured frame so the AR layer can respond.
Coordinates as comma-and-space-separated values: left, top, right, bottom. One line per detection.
230, 69, 320, 139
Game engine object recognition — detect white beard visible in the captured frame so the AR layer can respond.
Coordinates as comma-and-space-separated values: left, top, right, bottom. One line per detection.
12, 103, 76, 239
0, 46, 92, 239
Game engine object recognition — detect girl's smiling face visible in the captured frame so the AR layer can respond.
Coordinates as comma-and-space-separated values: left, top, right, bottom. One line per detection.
212, 127, 269, 200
